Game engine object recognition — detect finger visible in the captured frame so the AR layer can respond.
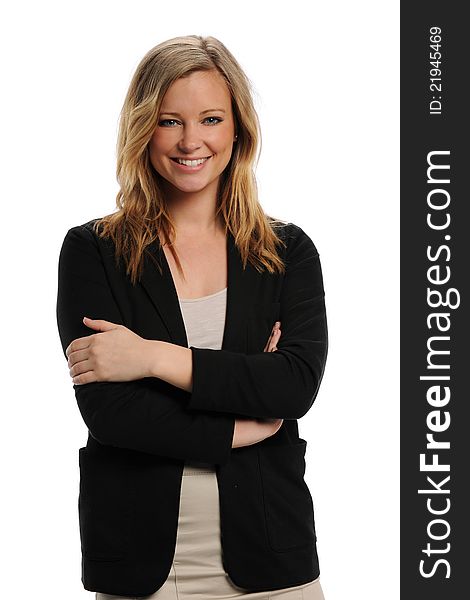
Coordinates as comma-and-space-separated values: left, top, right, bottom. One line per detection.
263, 325, 278, 352
70, 359, 93, 379
67, 348, 90, 368
264, 329, 278, 352
266, 329, 281, 353
263, 329, 281, 352
263, 330, 274, 352
83, 317, 120, 332
263, 321, 282, 352
269, 333, 280, 352
72, 370, 96, 385
66, 337, 92, 358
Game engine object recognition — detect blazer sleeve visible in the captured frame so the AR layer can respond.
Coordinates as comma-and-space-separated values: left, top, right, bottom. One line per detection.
186, 225, 328, 420
56, 225, 235, 465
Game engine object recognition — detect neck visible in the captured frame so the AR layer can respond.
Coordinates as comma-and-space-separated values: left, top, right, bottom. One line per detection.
161, 180, 224, 237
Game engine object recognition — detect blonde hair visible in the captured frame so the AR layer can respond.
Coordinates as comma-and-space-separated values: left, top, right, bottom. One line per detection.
93, 34, 288, 285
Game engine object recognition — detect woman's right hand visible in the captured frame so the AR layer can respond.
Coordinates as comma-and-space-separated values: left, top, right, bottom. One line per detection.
232, 321, 283, 448
263, 320, 281, 352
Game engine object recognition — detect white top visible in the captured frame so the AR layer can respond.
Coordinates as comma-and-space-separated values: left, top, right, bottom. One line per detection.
179, 287, 228, 473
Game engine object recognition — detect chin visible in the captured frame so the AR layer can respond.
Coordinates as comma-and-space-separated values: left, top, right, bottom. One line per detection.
172, 181, 213, 194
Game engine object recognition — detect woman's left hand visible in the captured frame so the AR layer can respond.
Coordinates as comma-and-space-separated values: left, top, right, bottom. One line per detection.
66, 317, 153, 385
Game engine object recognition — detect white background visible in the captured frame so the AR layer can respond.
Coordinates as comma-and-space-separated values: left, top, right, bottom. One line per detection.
0, 1, 399, 598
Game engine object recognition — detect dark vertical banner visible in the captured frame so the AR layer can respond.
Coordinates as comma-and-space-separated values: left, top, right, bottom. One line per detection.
401, 3, 469, 599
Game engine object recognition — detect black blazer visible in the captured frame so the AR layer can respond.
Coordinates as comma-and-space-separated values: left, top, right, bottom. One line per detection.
56, 218, 328, 597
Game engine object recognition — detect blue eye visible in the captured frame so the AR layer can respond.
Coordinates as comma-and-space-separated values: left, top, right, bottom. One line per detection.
158, 119, 179, 127
158, 116, 223, 127
204, 116, 223, 125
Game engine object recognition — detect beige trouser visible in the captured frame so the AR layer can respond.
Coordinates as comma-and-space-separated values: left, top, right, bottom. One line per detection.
96, 466, 325, 600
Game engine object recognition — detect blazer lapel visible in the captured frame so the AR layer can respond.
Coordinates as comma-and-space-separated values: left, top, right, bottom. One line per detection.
139, 231, 256, 352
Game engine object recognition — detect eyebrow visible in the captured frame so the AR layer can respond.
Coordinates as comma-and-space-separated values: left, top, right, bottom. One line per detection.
159, 108, 226, 116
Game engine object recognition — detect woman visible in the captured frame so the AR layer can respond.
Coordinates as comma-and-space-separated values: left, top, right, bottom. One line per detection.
56, 35, 328, 599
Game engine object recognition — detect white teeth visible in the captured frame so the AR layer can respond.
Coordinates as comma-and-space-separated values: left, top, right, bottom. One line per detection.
176, 157, 209, 166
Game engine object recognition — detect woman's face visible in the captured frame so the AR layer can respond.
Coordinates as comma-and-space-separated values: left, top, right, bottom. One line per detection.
149, 70, 236, 199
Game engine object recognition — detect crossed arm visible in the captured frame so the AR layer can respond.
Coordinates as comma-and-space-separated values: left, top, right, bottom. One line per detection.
57, 224, 327, 462
65, 319, 281, 390
65, 315, 283, 449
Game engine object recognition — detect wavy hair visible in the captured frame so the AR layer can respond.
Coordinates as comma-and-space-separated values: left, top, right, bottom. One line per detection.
92, 34, 288, 285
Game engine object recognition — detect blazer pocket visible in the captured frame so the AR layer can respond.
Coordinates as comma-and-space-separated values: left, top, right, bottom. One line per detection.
246, 301, 281, 353
78, 447, 134, 562
258, 439, 316, 552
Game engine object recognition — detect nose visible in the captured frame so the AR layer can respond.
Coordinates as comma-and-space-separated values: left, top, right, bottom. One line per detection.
177, 123, 202, 154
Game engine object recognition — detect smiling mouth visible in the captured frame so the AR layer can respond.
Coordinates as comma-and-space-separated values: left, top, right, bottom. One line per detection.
171, 156, 212, 167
